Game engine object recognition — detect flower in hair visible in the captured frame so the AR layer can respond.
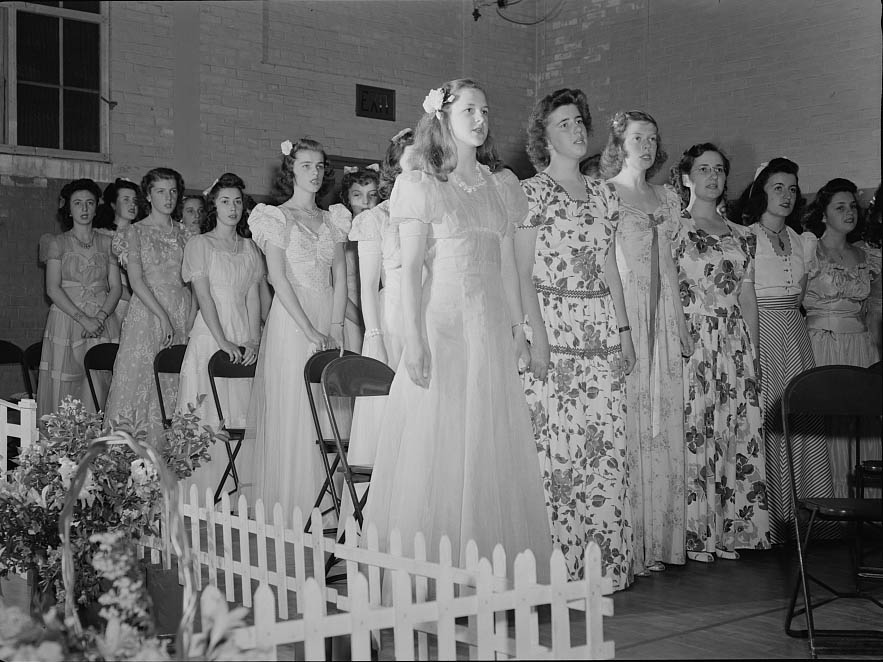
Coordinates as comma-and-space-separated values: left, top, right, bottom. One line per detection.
280, 140, 293, 156
202, 177, 219, 198
753, 156, 792, 181
366, 163, 380, 172
390, 128, 413, 143
343, 166, 359, 175
422, 87, 451, 114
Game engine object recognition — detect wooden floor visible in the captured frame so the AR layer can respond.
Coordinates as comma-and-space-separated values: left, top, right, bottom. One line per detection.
3, 537, 881, 659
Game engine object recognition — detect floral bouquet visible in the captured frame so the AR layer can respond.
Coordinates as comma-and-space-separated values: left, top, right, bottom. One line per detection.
0, 397, 223, 612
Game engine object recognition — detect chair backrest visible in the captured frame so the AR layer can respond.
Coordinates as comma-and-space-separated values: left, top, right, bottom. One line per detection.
303, 348, 359, 386
153, 344, 188, 427
868, 360, 883, 375
24, 341, 42, 372
207, 349, 256, 427
83, 342, 120, 372
782, 365, 882, 420
0, 340, 32, 399
321, 354, 396, 399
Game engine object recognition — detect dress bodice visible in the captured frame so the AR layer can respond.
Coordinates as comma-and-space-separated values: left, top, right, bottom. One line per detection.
182, 233, 264, 297
750, 224, 817, 296
112, 222, 189, 291
248, 203, 346, 294
518, 172, 617, 293
804, 243, 878, 333
389, 166, 526, 282
39, 231, 114, 303
614, 184, 682, 286
673, 214, 756, 320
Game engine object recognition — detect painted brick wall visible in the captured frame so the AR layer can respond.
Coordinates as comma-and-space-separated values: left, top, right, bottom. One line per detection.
535, 0, 882, 194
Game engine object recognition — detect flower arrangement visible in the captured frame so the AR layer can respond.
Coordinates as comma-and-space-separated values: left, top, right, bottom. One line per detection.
0, 397, 223, 613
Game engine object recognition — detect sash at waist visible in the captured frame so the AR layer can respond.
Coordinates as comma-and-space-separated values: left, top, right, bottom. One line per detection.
757, 294, 800, 310
806, 313, 866, 334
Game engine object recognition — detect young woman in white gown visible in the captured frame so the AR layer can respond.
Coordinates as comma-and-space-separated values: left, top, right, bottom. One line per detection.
176, 173, 264, 500
362, 80, 553, 576
239, 138, 348, 522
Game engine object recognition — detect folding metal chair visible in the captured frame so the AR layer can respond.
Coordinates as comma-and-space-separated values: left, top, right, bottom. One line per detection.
321, 354, 395, 529
303, 348, 358, 534
83, 342, 119, 411
207, 349, 256, 504
0, 340, 33, 400
24, 341, 42, 395
783, 365, 883, 658
153, 344, 188, 429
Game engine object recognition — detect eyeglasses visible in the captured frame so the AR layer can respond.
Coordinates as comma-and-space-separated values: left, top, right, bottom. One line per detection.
693, 165, 726, 176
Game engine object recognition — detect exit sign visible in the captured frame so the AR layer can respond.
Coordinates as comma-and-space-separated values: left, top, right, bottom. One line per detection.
356, 84, 396, 121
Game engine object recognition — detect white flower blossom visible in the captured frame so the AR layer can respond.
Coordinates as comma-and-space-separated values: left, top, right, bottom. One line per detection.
422, 87, 449, 114
280, 139, 293, 156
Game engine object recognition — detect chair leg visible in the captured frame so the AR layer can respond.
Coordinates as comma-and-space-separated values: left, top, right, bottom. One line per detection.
213, 439, 240, 504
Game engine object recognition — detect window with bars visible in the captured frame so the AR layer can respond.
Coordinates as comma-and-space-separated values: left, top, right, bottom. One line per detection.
1, 1, 105, 154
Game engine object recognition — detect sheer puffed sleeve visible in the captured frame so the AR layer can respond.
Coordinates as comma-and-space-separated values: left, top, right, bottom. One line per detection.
801, 231, 820, 278
495, 168, 529, 234
328, 203, 353, 236
518, 176, 548, 229
38, 233, 62, 263
389, 171, 435, 238
181, 234, 211, 283
248, 204, 289, 253
661, 185, 685, 242
113, 224, 142, 271
349, 205, 383, 242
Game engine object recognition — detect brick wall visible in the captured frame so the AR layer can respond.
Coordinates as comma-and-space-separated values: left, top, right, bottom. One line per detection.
535, 0, 882, 194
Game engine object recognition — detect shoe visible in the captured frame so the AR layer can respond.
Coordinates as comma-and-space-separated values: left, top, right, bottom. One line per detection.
687, 551, 714, 563
647, 560, 666, 572
715, 548, 740, 560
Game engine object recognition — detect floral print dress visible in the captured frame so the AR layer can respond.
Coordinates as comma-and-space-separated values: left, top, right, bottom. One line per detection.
673, 214, 771, 557
519, 173, 633, 589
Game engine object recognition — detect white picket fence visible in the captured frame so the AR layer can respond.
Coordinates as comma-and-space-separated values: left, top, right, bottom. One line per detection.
137, 484, 615, 660
0, 398, 38, 474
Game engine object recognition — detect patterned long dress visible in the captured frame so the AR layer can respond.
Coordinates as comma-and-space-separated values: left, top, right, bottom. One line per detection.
520, 172, 633, 589
673, 214, 771, 557
37, 232, 121, 416
613, 184, 686, 571
104, 223, 191, 444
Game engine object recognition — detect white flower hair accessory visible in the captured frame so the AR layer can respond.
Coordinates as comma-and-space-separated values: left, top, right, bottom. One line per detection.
280, 139, 293, 156
753, 156, 793, 181
422, 87, 451, 116
343, 166, 359, 175
201, 177, 219, 198
366, 163, 380, 172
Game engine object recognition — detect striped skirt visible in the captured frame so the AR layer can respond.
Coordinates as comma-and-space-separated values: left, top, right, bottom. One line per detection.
757, 295, 836, 544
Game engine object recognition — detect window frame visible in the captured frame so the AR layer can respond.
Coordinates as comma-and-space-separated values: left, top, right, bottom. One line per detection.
0, 1, 109, 162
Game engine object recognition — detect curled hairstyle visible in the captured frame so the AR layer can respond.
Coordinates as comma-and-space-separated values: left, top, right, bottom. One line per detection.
339, 168, 380, 212
411, 78, 501, 181
141, 167, 186, 218
599, 110, 668, 180
669, 143, 731, 210
57, 178, 101, 230
525, 88, 593, 170
203, 172, 251, 238
94, 177, 141, 230
732, 157, 804, 232
275, 137, 332, 200
379, 128, 415, 201
802, 177, 861, 241
176, 194, 206, 225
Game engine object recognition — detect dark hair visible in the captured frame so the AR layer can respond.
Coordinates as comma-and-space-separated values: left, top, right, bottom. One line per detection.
203, 173, 251, 238
599, 110, 668, 180
339, 168, 380, 212
141, 167, 185, 218
275, 137, 332, 200
802, 178, 861, 241
94, 177, 141, 230
379, 128, 415, 200
862, 182, 883, 248
177, 194, 206, 228
57, 178, 101, 230
410, 78, 501, 181
525, 88, 593, 170
580, 153, 601, 178
669, 143, 731, 209
732, 157, 804, 232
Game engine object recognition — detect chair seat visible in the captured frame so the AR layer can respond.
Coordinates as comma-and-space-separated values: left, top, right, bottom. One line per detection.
318, 437, 348, 452
801, 497, 883, 521
225, 428, 245, 442
337, 464, 372, 482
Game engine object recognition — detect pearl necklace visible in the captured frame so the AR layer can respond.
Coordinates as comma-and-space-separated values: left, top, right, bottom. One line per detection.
285, 204, 319, 217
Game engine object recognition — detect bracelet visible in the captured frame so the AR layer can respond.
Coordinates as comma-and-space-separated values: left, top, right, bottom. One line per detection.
618, 325, 631, 333
96, 310, 109, 321
365, 328, 383, 339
